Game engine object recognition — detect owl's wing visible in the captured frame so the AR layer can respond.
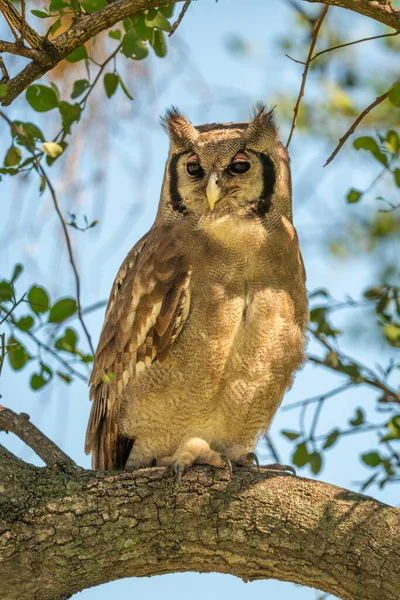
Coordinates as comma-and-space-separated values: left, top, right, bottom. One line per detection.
85, 226, 191, 470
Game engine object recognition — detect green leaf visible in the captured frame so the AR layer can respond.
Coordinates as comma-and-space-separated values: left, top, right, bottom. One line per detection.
159, 4, 175, 18
15, 316, 34, 331
349, 408, 365, 427
31, 9, 49, 18
54, 327, 78, 353
41, 142, 64, 158
346, 188, 362, 204
65, 45, 88, 63
386, 130, 399, 153
28, 285, 50, 314
59, 101, 82, 135
13, 121, 45, 146
388, 81, 400, 107
363, 286, 383, 300
118, 76, 134, 100
47, 18, 62, 36
281, 430, 301, 441
122, 30, 149, 59
7, 336, 31, 370
353, 136, 379, 153
383, 324, 400, 348
135, 14, 155, 40
80, 0, 107, 13
323, 429, 340, 449
0, 280, 13, 301
4, 146, 22, 167
109, 29, 122, 40
0, 83, 8, 98
361, 451, 382, 468
48, 298, 77, 323
49, 0, 69, 10
30, 363, 53, 391
12, 264, 23, 283
394, 168, 400, 188
26, 85, 59, 112
151, 29, 167, 57
145, 10, 171, 32
381, 416, 400, 441
292, 442, 309, 468
309, 451, 322, 475
71, 79, 90, 99
57, 371, 72, 384
103, 72, 119, 98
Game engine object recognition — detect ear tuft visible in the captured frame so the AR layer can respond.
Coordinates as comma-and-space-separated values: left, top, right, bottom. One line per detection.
244, 103, 277, 150
161, 106, 198, 150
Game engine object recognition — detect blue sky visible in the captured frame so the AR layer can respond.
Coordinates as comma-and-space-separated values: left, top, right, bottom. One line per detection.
1, 1, 398, 598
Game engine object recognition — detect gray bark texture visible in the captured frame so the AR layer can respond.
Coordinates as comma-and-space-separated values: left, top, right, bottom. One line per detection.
1, 447, 400, 600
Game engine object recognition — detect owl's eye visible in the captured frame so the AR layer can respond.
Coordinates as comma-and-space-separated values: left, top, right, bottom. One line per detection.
229, 161, 250, 175
186, 162, 204, 177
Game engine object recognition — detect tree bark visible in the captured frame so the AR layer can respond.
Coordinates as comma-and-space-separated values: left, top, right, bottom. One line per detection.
304, 0, 400, 30
1, 451, 399, 600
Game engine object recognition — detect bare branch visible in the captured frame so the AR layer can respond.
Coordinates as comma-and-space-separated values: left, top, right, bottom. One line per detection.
0, 111, 95, 357
324, 89, 390, 166
0, 406, 76, 467
0, 0, 43, 48
286, 5, 329, 149
0, 40, 43, 60
169, 0, 192, 37
0, 55, 9, 81
303, 0, 400, 31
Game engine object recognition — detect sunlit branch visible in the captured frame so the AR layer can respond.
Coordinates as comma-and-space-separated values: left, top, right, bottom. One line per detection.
169, 0, 192, 37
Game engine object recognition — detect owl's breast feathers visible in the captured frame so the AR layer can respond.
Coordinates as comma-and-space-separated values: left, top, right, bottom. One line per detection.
86, 225, 191, 469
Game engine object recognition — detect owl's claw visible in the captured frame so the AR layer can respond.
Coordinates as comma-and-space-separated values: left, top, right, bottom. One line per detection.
246, 452, 259, 468
174, 464, 182, 485
222, 455, 233, 477
263, 463, 296, 475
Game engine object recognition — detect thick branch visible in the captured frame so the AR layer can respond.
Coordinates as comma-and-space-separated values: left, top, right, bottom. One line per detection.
0, 460, 399, 600
304, 0, 400, 30
0, 406, 75, 467
0, 0, 184, 106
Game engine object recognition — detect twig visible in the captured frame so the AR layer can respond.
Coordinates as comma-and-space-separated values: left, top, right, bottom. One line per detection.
0, 111, 95, 357
0, 294, 26, 326
20, 0, 26, 44
81, 43, 122, 106
324, 90, 391, 166
265, 434, 281, 463
0, 405, 76, 467
288, 31, 400, 65
286, 5, 329, 149
169, 0, 191, 37
0, 55, 8, 80
0, 40, 42, 60
0, 0, 43, 48
282, 383, 351, 412
282, 0, 315, 25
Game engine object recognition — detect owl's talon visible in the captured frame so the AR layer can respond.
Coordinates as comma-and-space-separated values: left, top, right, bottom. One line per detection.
264, 462, 296, 476
174, 464, 182, 485
246, 452, 259, 468
222, 455, 233, 477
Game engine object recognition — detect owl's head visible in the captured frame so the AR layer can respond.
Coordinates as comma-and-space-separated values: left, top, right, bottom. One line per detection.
158, 105, 292, 231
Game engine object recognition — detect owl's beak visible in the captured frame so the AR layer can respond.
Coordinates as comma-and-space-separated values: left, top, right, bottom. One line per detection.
206, 171, 221, 211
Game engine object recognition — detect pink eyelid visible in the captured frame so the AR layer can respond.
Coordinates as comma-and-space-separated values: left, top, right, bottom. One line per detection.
186, 154, 199, 163
232, 152, 249, 162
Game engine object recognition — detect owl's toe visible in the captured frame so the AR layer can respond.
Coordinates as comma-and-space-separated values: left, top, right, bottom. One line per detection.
235, 451, 260, 468
262, 462, 296, 475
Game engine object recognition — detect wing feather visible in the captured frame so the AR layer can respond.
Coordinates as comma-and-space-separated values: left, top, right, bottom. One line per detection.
85, 227, 191, 470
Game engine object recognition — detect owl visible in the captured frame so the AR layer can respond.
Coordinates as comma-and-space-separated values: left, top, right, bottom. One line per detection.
85, 105, 308, 479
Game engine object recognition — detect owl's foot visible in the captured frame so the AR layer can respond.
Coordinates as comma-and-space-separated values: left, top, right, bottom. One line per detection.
262, 462, 296, 475
157, 437, 232, 484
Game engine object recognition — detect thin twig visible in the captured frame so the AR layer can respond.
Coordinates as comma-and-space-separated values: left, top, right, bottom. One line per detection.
286, 5, 329, 149
282, 383, 351, 412
81, 43, 122, 106
324, 90, 391, 166
265, 434, 281, 463
0, 55, 9, 80
0, 405, 76, 467
19, 0, 26, 44
169, 0, 191, 37
0, 111, 95, 357
0, 40, 41, 60
0, 294, 26, 326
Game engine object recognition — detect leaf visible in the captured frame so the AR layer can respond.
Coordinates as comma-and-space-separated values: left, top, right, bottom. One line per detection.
7, 336, 31, 370
0, 83, 8, 98
122, 30, 149, 59
349, 408, 365, 427
151, 30, 167, 57
135, 14, 155, 40
4, 146, 22, 167
30, 363, 53, 391
57, 371, 72, 384
59, 101, 82, 135
13, 121, 45, 146
361, 473, 377, 491
54, 327, 78, 353
394, 168, 400, 188
383, 324, 400, 348
47, 18, 62, 36
361, 451, 381, 468
145, 10, 171, 32
31, 9, 49, 18
80, 0, 107, 13
71, 79, 90, 99
386, 130, 399, 153
49, 0, 69, 10
41, 142, 64, 158
11, 264, 23, 283
159, 4, 175, 18
48, 298, 77, 322
388, 81, 400, 107
28, 285, 50, 314
309, 451, 322, 475
109, 29, 122, 40
292, 442, 309, 468
103, 73, 119, 98
65, 45, 88, 63
15, 316, 34, 331
281, 430, 301, 441
363, 286, 383, 299
346, 189, 362, 204
0, 280, 13, 301
353, 136, 379, 154
26, 85, 58, 112
323, 429, 340, 449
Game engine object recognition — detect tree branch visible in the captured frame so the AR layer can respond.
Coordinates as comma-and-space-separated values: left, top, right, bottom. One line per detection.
0, 406, 76, 467
0, 460, 399, 600
303, 0, 400, 30
0, 0, 184, 106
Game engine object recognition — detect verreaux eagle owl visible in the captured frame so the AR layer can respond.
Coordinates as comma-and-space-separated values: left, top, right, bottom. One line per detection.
85, 105, 308, 477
